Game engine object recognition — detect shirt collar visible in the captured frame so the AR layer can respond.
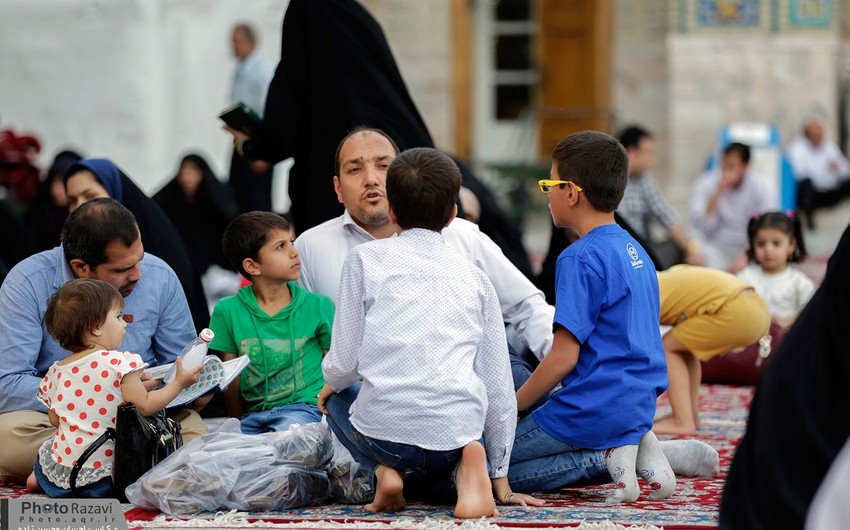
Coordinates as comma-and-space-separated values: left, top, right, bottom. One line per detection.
55, 245, 77, 290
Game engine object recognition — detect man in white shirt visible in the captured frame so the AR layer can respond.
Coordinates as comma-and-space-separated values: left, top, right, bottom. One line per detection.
228, 24, 275, 213
318, 147, 528, 517
690, 142, 775, 271
787, 118, 850, 230
295, 127, 555, 361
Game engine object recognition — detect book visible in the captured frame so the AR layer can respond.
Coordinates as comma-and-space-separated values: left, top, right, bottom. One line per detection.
218, 102, 262, 136
144, 355, 251, 408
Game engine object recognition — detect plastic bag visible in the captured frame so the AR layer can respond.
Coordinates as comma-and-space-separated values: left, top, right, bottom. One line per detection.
326, 433, 373, 503
126, 419, 332, 514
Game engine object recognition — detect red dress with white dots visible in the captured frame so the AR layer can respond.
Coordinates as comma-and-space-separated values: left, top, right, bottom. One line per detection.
36, 350, 144, 489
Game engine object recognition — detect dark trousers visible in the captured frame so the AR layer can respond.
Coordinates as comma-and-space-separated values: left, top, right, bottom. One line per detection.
229, 148, 274, 213
797, 177, 850, 228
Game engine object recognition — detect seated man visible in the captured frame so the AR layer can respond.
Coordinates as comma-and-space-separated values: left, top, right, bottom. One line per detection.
787, 118, 850, 230
295, 127, 555, 362
617, 125, 704, 267
0, 198, 208, 484
690, 142, 775, 271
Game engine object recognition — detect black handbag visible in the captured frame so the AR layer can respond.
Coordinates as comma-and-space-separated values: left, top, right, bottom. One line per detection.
70, 403, 182, 501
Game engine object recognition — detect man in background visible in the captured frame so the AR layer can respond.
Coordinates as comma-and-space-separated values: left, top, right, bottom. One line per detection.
617, 126, 703, 267
787, 117, 850, 230
228, 23, 275, 213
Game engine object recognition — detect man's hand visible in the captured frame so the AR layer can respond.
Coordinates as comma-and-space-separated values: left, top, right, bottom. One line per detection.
187, 393, 214, 413
250, 160, 270, 174
223, 125, 248, 146
140, 372, 160, 392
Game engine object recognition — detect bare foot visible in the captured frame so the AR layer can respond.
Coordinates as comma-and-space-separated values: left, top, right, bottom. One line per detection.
454, 441, 497, 519
365, 465, 405, 513
26, 471, 41, 493
652, 416, 697, 436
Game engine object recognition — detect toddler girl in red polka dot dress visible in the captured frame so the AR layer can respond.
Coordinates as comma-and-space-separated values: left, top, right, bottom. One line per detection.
26, 278, 201, 497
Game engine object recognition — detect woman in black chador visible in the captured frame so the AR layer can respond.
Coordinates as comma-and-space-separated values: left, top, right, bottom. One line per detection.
154, 154, 238, 276
237, 0, 531, 275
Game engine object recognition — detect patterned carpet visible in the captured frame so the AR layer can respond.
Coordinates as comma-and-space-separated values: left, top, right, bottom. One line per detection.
0, 384, 752, 529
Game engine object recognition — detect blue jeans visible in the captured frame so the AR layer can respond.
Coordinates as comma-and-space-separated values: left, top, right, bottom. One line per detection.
508, 344, 549, 413
240, 403, 323, 434
34, 458, 114, 498
508, 413, 608, 493
325, 384, 465, 503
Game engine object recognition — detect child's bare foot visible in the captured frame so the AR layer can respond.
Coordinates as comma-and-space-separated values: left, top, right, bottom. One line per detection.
26, 471, 41, 493
652, 416, 697, 436
454, 441, 497, 519
365, 465, 405, 513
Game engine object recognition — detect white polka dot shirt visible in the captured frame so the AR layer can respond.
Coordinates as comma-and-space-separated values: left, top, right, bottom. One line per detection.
322, 228, 516, 478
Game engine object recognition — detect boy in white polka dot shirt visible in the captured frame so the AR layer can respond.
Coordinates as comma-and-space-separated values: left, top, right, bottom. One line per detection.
28, 278, 201, 497
318, 148, 543, 518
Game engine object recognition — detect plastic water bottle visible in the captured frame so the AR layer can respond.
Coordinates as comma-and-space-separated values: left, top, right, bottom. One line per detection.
164, 328, 215, 383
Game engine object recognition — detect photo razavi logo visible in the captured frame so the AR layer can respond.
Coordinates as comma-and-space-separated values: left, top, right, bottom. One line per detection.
627, 243, 644, 269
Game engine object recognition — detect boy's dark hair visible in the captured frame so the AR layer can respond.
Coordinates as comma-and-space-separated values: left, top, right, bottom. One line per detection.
334, 126, 400, 177
61, 198, 139, 268
46, 278, 124, 353
552, 130, 629, 212
222, 211, 293, 280
617, 126, 652, 151
747, 210, 807, 263
723, 142, 751, 164
386, 147, 461, 231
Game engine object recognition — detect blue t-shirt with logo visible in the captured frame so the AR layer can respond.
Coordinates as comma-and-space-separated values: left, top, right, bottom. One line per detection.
532, 224, 667, 450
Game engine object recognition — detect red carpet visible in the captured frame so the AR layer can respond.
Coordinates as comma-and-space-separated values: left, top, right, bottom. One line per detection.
1, 384, 751, 529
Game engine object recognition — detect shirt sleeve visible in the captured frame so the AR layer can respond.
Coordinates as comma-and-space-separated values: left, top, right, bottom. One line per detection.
316, 296, 335, 351
466, 224, 555, 360
114, 352, 146, 381
794, 270, 817, 312
209, 300, 238, 354
553, 254, 605, 343
151, 267, 197, 366
644, 175, 680, 228
0, 270, 49, 413
474, 272, 517, 478
322, 254, 365, 391
690, 173, 721, 238
37, 372, 52, 410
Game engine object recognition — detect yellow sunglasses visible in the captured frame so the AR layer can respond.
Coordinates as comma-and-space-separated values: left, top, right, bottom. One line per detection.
538, 179, 583, 194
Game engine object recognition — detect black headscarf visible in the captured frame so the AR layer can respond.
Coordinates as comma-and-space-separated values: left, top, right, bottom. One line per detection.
64, 158, 210, 333
720, 223, 850, 529
249, 0, 531, 277
154, 154, 238, 274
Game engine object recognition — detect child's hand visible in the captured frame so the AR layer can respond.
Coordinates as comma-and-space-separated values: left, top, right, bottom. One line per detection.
174, 357, 203, 388
317, 384, 335, 415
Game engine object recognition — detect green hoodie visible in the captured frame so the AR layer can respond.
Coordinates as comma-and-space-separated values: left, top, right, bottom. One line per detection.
209, 282, 334, 413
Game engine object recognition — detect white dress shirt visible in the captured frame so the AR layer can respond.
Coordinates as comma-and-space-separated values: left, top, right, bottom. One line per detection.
322, 229, 516, 477
296, 212, 555, 359
787, 136, 850, 191
690, 170, 775, 269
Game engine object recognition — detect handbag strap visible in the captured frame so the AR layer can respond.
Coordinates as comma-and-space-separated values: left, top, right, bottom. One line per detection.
69, 428, 116, 494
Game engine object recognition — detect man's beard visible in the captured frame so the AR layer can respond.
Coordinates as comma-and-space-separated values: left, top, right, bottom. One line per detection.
354, 209, 390, 228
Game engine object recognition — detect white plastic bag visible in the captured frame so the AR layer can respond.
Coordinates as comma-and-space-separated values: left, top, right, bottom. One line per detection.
126, 419, 332, 514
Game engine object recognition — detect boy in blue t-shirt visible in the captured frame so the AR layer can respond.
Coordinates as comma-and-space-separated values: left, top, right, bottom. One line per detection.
513, 131, 673, 503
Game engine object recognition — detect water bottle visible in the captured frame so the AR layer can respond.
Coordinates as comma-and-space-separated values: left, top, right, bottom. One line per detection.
164, 328, 215, 383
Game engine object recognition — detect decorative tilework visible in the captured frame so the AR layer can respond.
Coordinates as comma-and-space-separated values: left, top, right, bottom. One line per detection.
696, 0, 761, 27
789, 0, 832, 27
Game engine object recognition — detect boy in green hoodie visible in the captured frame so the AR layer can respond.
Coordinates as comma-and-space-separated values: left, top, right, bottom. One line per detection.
210, 211, 335, 434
